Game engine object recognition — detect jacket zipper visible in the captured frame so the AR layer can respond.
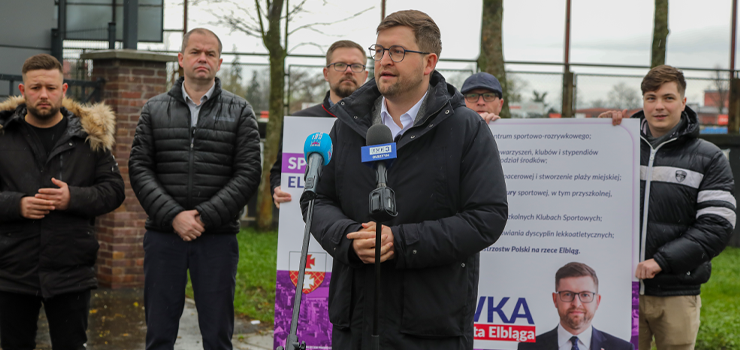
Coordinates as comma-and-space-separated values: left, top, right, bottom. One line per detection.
638, 136, 677, 295
187, 126, 195, 208
58, 154, 64, 181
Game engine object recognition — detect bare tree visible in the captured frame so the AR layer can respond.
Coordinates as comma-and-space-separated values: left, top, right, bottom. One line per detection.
608, 82, 642, 109
478, 0, 510, 118
709, 66, 729, 114
192, 0, 371, 230
651, 0, 669, 68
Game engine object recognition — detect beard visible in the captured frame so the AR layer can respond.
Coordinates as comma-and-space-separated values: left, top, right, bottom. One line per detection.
562, 308, 593, 331
332, 78, 359, 98
375, 68, 424, 99
27, 101, 61, 121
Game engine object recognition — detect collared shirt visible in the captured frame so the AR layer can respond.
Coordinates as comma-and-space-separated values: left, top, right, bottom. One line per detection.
557, 323, 592, 350
181, 81, 216, 127
380, 92, 428, 140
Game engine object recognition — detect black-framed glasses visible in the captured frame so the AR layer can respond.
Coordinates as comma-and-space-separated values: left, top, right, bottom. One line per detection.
556, 291, 597, 303
464, 93, 500, 103
327, 62, 366, 73
369, 44, 430, 63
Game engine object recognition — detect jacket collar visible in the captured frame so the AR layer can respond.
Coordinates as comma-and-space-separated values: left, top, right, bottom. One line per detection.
329, 70, 464, 145
168, 76, 223, 104
633, 105, 700, 144
0, 96, 116, 152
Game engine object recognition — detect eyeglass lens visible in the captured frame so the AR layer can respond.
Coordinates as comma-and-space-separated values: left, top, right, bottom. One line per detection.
558, 291, 595, 302
465, 93, 498, 102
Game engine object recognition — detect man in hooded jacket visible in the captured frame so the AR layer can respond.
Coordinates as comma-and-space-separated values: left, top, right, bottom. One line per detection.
300, 10, 508, 350
0, 54, 125, 350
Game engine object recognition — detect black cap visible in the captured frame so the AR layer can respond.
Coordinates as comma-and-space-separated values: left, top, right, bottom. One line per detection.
461, 72, 503, 97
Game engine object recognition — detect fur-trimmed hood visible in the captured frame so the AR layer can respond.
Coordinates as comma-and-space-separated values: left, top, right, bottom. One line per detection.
0, 96, 116, 152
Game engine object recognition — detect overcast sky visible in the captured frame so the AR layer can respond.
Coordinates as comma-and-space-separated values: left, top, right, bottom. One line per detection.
154, 0, 739, 107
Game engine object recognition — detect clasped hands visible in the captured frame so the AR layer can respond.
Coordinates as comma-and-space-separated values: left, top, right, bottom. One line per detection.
173, 210, 205, 242
20, 178, 70, 219
348, 222, 395, 264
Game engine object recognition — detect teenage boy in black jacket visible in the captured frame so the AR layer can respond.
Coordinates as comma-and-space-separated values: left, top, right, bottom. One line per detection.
601, 65, 735, 350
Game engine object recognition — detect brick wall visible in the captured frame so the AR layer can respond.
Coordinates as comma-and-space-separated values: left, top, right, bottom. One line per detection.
87, 54, 173, 288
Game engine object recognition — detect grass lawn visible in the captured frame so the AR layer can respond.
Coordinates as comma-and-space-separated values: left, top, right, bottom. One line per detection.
186, 227, 278, 324
695, 246, 740, 350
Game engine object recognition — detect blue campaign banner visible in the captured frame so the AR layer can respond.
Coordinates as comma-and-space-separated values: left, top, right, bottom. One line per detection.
360, 143, 397, 163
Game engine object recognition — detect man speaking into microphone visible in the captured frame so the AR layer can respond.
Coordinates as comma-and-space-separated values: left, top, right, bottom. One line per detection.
300, 10, 508, 350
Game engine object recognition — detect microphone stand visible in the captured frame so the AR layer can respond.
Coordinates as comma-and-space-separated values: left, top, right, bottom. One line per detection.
278, 154, 324, 350
276, 199, 312, 350
368, 162, 397, 350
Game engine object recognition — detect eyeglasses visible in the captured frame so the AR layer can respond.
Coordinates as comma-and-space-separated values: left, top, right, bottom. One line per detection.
464, 93, 500, 103
327, 62, 366, 73
368, 44, 430, 63
556, 291, 597, 303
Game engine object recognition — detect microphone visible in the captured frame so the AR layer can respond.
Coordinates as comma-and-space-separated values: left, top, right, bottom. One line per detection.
301, 132, 332, 202
362, 125, 398, 221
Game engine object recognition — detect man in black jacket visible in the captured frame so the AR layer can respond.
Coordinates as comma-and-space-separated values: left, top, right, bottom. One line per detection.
600, 65, 735, 350
0, 54, 125, 350
129, 28, 261, 350
300, 10, 508, 350
270, 40, 368, 207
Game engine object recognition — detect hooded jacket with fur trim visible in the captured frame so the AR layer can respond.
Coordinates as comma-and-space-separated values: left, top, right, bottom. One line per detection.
0, 97, 125, 298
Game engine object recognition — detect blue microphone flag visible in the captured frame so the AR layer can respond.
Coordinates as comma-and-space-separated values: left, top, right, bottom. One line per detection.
303, 132, 333, 166
361, 143, 397, 163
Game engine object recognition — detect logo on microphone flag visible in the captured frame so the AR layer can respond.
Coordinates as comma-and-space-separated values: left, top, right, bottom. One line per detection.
289, 252, 326, 294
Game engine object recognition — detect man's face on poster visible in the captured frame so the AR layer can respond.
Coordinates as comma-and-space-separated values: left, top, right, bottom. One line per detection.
552, 276, 601, 335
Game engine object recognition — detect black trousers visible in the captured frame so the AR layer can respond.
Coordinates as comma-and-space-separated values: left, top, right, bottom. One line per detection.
143, 230, 239, 350
0, 289, 90, 350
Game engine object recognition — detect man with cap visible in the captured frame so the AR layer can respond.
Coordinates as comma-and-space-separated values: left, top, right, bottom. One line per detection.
461, 72, 504, 123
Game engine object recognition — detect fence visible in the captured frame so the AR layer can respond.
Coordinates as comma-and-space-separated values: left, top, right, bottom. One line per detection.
37, 47, 734, 133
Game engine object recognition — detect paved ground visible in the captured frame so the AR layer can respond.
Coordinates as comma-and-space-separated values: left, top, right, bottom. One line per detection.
25, 288, 274, 350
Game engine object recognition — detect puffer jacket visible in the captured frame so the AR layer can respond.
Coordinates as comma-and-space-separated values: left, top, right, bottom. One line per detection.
301, 71, 508, 349
129, 78, 261, 234
0, 97, 125, 298
635, 106, 735, 296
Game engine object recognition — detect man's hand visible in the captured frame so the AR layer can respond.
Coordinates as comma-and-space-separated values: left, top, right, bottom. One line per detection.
35, 178, 70, 210
20, 197, 55, 219
347, 222, 394, 264
598, 109, 628, 126
273, 186, 292, 208
172, 210, 205, 242
479, 112, 501, 124
635, 259, 663, 279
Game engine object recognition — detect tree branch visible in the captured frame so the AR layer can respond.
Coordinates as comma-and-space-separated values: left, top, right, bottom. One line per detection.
287, 6, 374, 36
288, 42, 325, 54
255, 0, 267, 44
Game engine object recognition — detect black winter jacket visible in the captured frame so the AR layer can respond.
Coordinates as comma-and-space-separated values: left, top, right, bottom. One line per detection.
300, 72, 508, 349
0, 97, 125, 298
636, 106, 735, 296
129, 78, 261, 234
270, 91, 335, 194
